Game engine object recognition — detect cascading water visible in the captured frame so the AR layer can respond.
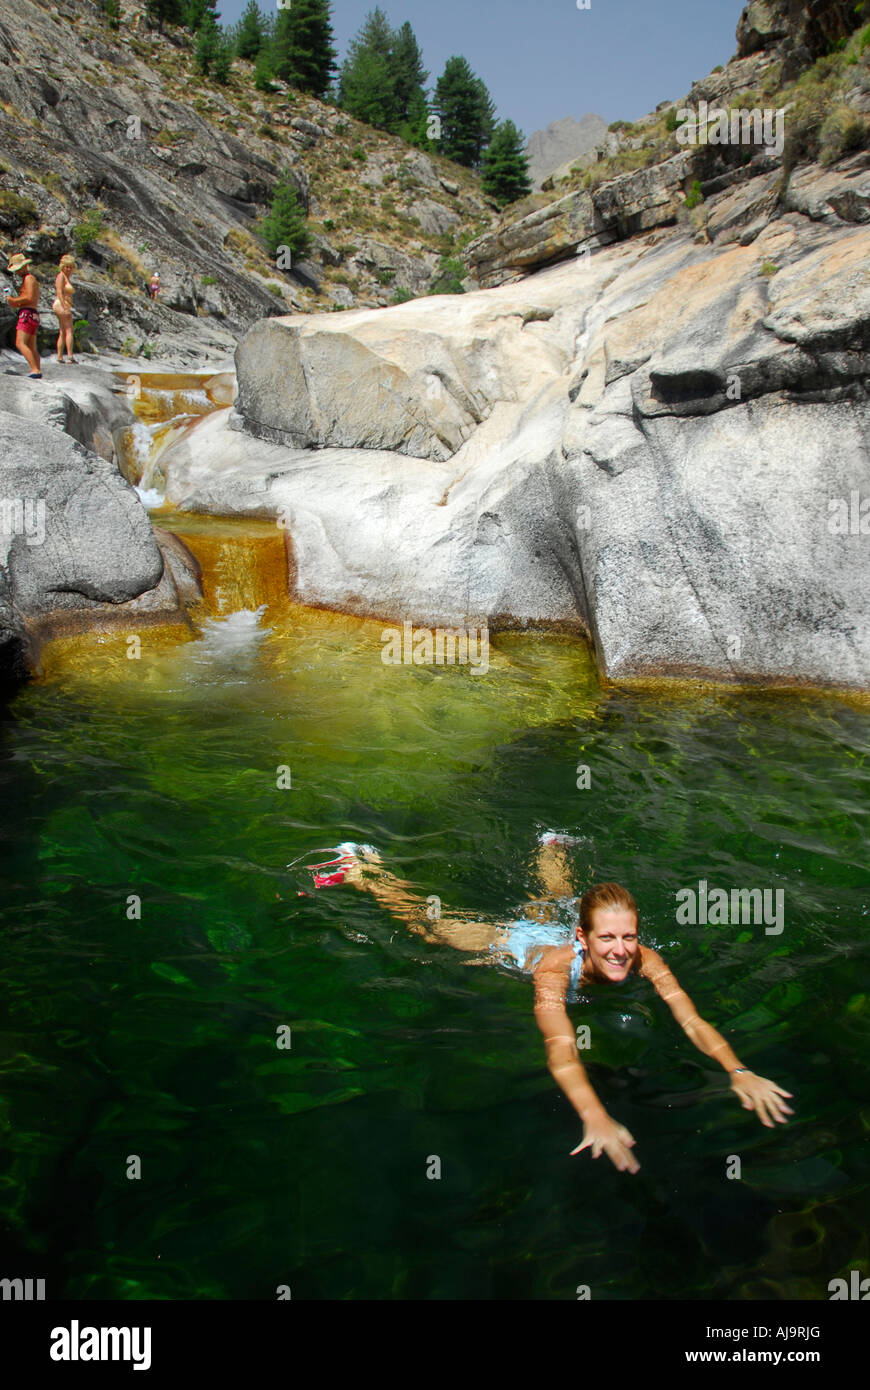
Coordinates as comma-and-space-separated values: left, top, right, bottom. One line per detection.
114, 372, 230, 510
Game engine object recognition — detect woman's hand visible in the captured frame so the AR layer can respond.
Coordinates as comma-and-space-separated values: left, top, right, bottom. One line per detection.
571, 1112, 640, 1174
730, 1071, 794, 1127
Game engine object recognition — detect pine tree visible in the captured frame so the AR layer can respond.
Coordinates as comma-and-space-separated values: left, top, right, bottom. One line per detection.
236, 0, 265, 61
254, 42, 274, 92
480, 120, 532, 206
185, 0, 219, 33
260, 177, 312, 261
398, 86, 434, 151
434, 56, 495, 168
272, 0, 337, 97
391, 21, 427, 127
145, 0, 186, 29
272, 9, 294, 82
194, 8, 221, 74
212, 31, 233, 84
339, 8, 398, 130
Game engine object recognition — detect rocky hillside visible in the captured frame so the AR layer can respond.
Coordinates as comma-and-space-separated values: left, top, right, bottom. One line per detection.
465, 0, 870, 286
0, 0, 497, 366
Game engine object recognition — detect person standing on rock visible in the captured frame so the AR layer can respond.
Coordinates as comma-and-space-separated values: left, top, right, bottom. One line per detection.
149, 270, 160, 300
53, 254, 76, 364
4, 253, 42, 378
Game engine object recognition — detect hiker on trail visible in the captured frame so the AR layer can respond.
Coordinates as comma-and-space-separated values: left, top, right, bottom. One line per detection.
53, 253, 76, 364
148, 271, 160, 300
4, 253, 42, 379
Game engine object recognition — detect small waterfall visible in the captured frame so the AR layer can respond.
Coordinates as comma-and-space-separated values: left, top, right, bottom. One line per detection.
114, 373, 229, 510
159, 515, 292, 620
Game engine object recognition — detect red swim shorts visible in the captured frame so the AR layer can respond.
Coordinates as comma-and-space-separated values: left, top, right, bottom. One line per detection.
16, 307, 39, 334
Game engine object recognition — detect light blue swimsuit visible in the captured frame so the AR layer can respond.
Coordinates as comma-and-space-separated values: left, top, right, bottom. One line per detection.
498, 920, 586, 1000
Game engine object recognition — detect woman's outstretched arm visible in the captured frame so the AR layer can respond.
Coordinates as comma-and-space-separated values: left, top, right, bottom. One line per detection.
640, 947, 794, 1128
533, 951, 640, 1173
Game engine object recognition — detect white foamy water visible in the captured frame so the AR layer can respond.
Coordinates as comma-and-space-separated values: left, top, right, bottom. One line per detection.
186, 607, 272, 675
135, 484, 166, 510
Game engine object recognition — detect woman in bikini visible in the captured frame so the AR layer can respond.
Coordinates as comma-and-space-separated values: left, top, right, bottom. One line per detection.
53, 254, 76, 364
4, 253, 42, 378
303, 837, 794, 1175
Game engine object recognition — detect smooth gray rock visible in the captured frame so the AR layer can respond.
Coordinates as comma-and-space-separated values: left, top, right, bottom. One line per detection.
159, 211, 870, 691
0, 408, 200, 674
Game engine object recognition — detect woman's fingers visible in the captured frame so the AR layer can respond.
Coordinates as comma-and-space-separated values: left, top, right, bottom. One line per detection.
607, 1139, 641, 1174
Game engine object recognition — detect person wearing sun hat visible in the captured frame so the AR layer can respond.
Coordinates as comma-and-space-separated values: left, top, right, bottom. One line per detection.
4, 253, 42, 378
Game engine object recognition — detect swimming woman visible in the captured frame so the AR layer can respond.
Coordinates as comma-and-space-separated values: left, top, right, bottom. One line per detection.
308, 836, 794, 1175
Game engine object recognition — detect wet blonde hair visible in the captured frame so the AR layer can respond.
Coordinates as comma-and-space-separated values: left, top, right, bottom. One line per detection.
579, 882, 643, 974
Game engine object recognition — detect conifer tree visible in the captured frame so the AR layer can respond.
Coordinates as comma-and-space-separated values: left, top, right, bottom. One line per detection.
339, 8, 397, 129
194, 8, 221, 74
185, 0, 219, 33
433, 56, 495, 168
391, 21, 427, 127
212, 29, 233, 83
145, 0, 186, 29
273, 0, 337, 97
480, 120, 532, 205
260, 177, 312, 261
399, 86, 434, 151
236, 0, 265, 61
254, 42, 274, 92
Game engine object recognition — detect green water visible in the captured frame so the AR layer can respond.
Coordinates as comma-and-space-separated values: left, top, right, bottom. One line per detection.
1, 610, 868, 1300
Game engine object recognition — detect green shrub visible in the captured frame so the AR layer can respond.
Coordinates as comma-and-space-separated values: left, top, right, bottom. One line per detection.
200, 275, 217, 285
391, 287, 413, 304
375, 268, 396, 286
818, 106, 868, 165
684, 180, 704, 210
99, 0, 120, 28
72, 318, 91, 350
71, 208, 104, 255
351, 145, 367, 162
760, 260, 778, 277
265, 281, 283, 295
664, 106, 679, 132
258, 124, 278, 140
428, 256, 465, 295
0, 190, 38, 227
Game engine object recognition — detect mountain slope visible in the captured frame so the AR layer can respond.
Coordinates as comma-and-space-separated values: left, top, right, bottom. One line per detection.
0, 0, 497, 365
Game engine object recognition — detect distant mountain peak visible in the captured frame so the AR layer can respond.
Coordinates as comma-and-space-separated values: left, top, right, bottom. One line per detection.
525, 114, 608, 190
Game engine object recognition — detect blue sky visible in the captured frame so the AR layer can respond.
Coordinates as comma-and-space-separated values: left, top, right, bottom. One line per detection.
218, 0, 747, 136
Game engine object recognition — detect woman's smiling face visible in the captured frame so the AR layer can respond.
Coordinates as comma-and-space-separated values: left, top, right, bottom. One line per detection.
578, 906, 639, 982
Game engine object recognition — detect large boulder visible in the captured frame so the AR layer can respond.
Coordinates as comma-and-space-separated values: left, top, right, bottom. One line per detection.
736, 1, 863, 68
161, 211, 870, 691
0, 409, 199, 673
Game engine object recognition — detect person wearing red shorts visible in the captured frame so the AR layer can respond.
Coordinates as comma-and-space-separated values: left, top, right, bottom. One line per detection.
4, 253, 42, 378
